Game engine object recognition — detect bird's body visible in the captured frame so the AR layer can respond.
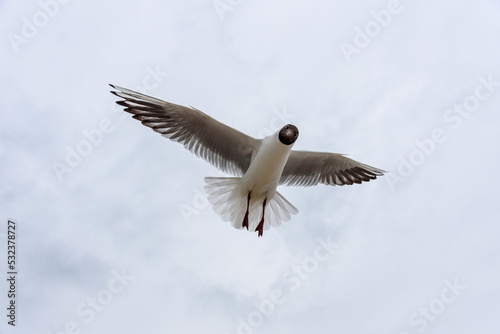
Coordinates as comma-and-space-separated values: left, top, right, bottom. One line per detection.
205, 128, 298, 236
240, 131, 294, 197
110, 84, 385, 236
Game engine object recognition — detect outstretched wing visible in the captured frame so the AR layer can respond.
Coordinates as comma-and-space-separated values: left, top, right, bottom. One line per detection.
280, 150, 385, 186
110, 84, 260, 176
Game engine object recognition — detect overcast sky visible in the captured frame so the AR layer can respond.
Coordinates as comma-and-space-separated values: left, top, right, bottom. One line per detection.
1, 0, 500, 333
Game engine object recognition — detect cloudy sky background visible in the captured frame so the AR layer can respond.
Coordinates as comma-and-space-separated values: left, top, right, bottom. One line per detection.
1, 0, 499, 333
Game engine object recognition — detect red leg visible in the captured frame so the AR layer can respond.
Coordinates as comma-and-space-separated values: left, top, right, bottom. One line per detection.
255, 198, 267, 237
242, 193, 251, 230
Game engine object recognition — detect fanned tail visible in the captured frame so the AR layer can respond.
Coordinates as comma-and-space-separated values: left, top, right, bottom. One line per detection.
204, 177, 298, 235
204, 177, 245, 227
264, 191, 299, 228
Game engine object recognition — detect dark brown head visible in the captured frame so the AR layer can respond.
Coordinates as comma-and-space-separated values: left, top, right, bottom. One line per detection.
278, 124, 299, 145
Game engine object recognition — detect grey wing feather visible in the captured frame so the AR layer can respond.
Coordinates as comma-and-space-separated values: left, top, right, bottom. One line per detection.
110, 84, 260, 176
280, 150, 386, 186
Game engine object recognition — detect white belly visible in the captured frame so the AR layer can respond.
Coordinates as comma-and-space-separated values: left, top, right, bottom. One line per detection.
239, 135, 293, 197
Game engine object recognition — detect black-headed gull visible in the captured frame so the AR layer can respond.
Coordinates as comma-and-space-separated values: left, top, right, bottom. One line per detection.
110, 84, 385, 237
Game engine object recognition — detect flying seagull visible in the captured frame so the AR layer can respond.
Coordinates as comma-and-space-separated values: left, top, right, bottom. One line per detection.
110, 84, 385, 237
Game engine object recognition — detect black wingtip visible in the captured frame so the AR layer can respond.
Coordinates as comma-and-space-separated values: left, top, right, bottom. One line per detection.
110, 91, 120, 97
109, 85, 123, 104
376, 168, 388, 175
109, 84, 118, 95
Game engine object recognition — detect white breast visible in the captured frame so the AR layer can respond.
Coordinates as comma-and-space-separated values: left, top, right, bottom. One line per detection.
239, 132, 294, 196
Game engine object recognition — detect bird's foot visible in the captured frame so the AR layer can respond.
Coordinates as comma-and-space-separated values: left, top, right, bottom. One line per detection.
242, 212, 249, 230
242, 192, 251, 230
255, 218, 264, 237
255, 198, 267, 237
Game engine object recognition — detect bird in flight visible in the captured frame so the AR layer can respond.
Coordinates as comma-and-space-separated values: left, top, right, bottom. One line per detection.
110, 84, 385, 237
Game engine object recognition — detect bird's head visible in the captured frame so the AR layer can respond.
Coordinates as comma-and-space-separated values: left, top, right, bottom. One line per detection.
278, 124, 299, 145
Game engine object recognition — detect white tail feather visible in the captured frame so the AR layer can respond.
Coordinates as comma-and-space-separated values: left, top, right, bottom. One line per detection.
204, 177, 298, 234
